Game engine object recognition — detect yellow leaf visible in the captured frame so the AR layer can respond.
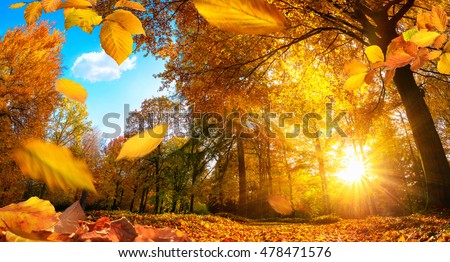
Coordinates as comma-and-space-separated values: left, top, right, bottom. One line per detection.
344, 60, 367, 76
58, 0, 92, 9
13, 140, 96, 192
114, 0, 146, 12
105, 9, 146, 36
437, 53, 450, 74
24, 2, 43, 25
433, 34, 447, 49
0, 197, 58, 233
42, 0, 62, 12
63, 7, 75, 18
100, 20, 133, 65
402, 29, 418, 41
193, 0, 287, 34
55, 78, 88, 103
431, 6, 448, 32
5, 231, 36, 242
427, 50, 442, 60
410, 30, 440, 47
344, 73, 366, 90
116, 124, 168, 161
365, 45, 384, 63
267, 195, 293, 215
9, 2, 26, 9
64, 9, 102, 34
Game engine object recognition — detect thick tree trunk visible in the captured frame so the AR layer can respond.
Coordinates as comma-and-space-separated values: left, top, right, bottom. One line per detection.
394, 66, 450, 208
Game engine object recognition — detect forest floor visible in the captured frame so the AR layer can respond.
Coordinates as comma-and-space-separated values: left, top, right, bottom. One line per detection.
88, 211, 450, 242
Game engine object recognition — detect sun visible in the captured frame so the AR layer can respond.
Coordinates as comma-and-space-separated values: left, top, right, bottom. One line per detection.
334, 148, 366, 183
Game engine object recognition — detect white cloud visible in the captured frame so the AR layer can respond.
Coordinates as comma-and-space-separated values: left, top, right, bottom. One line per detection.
71, 51, 137, 83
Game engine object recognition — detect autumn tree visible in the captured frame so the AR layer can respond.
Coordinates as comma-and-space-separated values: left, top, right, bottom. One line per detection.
0, 22, 63, 205
126, 0, 450, 209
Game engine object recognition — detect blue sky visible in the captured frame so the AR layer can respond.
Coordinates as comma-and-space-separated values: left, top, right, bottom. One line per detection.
1, 1, 168, 137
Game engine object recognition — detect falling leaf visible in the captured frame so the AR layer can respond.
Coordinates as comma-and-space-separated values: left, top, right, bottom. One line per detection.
410, 30, 440, 47
0, 197, 58, 233
63, 7, 75, 18
64, 9, 102, 34
105, 9, 146, 36
9, 2, 26, 9
100, 20, 133, 65
267, 195, 293, 215
437, 53, 450, 74
13, 139, 96, 192
114, 0, 146, 11
344, 60, 367, 76
344, 73, 367, 91
431, 6, 448, 32
116, 124, 168, 161
365, 45, 384, 63
58, 0, 93, 9
25, 2, 43, 25
42, 0, 62, 12
55, 78, 88, 103
54, 201, 86, 234
193, 0, 287, 34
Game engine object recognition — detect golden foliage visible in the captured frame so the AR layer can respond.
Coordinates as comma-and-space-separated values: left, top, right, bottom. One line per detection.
114, 0, 146, 12
24, 2, 43, 25
100, 20, 134, 65
64, 8, 102, 34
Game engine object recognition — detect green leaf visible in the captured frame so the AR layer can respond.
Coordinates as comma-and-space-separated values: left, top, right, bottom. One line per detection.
193, 0, 287, 34
402, 29, 418, 41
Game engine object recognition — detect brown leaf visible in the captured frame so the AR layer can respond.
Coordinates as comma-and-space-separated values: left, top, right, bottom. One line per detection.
110, 217, 138, 242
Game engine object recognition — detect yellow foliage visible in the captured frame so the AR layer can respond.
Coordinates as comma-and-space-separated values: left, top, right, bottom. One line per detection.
437, 53, 450, 74
410, 30, 440, 47
13, 140, 96, 192
193, 0, 287, 34
344, 73, 366, 91
58, 0, 92, 9
9, 2, 26, 9
116, 124, 168, 161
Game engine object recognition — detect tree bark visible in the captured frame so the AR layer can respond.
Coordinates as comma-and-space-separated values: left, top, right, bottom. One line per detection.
237, 128, 247, 217
393, 66, 450, 209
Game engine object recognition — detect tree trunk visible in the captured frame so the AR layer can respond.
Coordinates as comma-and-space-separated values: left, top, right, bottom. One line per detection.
237, 131, 247, 217
314, 138, 330, 214
393, 66, 450, 209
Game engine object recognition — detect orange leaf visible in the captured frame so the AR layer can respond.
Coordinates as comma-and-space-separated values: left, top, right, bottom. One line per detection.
385, 49, 414, 69
267, 195, 293, 215
431, 6, 448, 32
0, 197, 58, 233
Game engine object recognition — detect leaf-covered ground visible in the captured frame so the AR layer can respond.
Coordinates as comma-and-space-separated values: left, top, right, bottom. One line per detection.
88, 211, 450, 242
